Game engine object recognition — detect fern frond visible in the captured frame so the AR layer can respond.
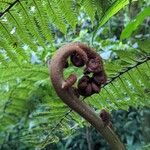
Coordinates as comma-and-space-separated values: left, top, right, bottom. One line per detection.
44, 0, 67, 34
32, 0, 53, 43
0, 21, 13, 40
0, 0, 19, 18
18, 1, 48, 52
0, 63, 49, 115
0, 37, 20, 65
56, 0, 78, 29
82, 0, 97, 22
8, 11, 38, 53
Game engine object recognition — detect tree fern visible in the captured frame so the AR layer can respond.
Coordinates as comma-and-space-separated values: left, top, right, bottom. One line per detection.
0, 0, 149, 149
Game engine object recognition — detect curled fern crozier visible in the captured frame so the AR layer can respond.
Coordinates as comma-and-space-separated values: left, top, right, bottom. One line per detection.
49, 42, 125, 150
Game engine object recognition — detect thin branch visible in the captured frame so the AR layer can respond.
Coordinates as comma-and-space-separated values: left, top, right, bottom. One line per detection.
0, 0, 19, 18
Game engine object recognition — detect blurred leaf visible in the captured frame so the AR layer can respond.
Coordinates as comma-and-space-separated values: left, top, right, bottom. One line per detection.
138, 39, 150, 54
121, 7, 150, 39
98, 0, 129, 27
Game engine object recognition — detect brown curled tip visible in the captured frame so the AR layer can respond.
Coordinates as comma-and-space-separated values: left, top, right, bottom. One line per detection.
62, 74, 77, 89
78, 80, 88, 90
91, 82, 101, 93
84, 57, 102, 74
78, 75, 101, 96
77, 75, 90, 96
78, 83, 92, 97
53, 42, 106, 96
78, 75, 90, 83
85, 83, 92, 96
71, 52, 85, 67
93, 72, 107, 85
77, 76, 89, 90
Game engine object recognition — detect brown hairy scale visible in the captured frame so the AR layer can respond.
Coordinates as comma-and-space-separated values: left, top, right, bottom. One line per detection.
49, 42, 125, 150
100, 109, 112, 127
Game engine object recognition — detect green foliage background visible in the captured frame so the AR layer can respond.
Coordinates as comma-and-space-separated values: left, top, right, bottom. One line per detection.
50, 108, 150, 150
0, 0, 150, 149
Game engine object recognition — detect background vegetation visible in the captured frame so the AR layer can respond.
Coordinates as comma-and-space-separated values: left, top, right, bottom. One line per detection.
0, 0, 150, 149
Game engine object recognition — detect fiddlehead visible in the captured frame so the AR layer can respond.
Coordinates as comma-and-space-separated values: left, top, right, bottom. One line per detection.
49, 42, 125, 150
